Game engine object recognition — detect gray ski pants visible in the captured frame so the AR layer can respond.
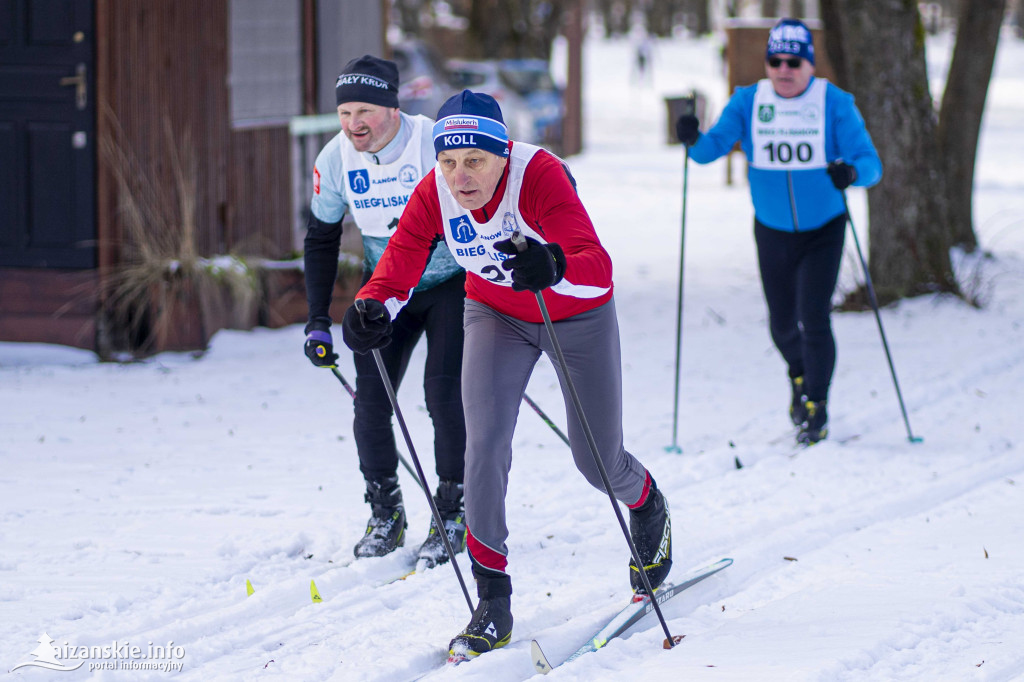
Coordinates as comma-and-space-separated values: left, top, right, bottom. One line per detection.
461, 297, 648, 574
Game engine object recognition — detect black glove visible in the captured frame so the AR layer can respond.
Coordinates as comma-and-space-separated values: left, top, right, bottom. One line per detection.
675, 114, 700, 147
341, 299, 392, 354
304, 319, 339, 368
493, 236, 566, 293
827, 160, 857, 190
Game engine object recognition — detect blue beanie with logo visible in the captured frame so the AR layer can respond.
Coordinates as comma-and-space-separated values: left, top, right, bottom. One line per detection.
766, 18, 815, 66
432, 90, 510, 158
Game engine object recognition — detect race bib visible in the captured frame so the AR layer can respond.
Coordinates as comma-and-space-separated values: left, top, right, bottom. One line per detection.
436, 144, 541, 287
338, 116, 428, 237
751, 78, 827, 170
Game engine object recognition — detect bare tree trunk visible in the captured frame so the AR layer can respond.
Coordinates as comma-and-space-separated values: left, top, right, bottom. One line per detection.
466, 0, 510, 58
563, 0, 584, 156
678, 0, 711, 35
531, 0, 566, 59
694, 0, 711, 34
393, 0, 424, 36
645, 0, 682, 36
463, 0, 568, 59
937, 0, 1006, 251
597, 0, 632, 37
596, 0, 616, 37
821, 0, 958, 302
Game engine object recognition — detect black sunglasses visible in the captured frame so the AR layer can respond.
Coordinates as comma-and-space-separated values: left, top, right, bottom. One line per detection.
768, 56, 803, 68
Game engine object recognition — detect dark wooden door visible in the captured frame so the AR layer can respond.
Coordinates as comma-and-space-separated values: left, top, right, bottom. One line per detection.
0, 0, 95, 268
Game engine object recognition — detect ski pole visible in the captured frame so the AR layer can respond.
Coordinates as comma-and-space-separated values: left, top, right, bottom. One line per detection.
328, 367, 425, 492
330, 366, 357, 398
509, 231, 679, 647
667, 97, 696, 454
342, 345, 569, 450
841, 194, 922, 443
522, 393, 570, 446
334, 358, 565, 471
354, 299, 474, 613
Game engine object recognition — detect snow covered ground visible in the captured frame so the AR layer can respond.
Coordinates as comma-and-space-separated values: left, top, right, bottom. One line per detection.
3, 27, 1024, 682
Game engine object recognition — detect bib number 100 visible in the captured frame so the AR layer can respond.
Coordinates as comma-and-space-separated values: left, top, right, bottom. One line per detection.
762, 141, 813, 164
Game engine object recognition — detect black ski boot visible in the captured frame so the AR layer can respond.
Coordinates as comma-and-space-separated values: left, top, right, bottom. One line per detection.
789, 375, 808, 426
353, 475, 407, 558
797, 400, 829, 445
417, 479, 466, 570
449, 570, 513, 658
628, 478, 673, 595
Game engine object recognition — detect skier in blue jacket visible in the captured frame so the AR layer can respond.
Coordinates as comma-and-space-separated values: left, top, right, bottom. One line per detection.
676, 18, 882, 445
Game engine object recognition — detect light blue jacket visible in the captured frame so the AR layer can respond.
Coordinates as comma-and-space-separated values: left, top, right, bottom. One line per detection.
310, 112, 461, 291
689, 78, 882, 232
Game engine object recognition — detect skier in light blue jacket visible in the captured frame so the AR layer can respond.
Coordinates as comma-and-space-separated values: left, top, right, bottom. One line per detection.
676, 18, 882, 445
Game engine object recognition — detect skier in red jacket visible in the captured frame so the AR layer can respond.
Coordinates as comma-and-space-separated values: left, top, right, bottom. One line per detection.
341, 90, 673, 659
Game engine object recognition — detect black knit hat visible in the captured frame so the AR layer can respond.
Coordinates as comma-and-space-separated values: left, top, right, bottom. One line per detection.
335, 55, 400, 108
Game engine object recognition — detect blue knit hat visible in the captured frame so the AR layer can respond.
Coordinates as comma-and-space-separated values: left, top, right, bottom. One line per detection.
433, 90, 510, 158
766, 18, 815, 66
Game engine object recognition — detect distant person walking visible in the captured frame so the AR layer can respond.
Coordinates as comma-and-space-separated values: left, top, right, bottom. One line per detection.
675, 18, 882, 445
635, 33, 653, 84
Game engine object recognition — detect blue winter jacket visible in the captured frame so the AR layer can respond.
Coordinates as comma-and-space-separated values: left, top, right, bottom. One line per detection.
689, 78, 882, 232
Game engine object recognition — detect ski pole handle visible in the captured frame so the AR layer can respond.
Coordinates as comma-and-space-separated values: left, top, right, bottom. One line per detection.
354, 298, 366, 327
510, 229, 528, 253
678, 94, 696, 118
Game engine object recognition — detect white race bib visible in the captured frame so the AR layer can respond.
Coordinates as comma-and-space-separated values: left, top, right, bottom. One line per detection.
436, 143, 541, 287
435, 143, 610, 300
338, 116, 429, 237
751, 78, 827, 170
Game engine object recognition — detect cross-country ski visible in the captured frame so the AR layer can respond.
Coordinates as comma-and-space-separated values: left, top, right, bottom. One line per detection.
531, 558, 733, 673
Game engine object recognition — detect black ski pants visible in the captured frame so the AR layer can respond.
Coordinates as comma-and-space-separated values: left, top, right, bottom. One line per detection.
353, 271, 467, 484
754, 213, 846, 402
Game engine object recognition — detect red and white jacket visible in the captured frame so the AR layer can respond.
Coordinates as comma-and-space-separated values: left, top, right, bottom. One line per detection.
357, 141, 614, 323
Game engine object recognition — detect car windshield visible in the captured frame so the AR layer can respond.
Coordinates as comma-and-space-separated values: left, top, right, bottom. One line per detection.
449, 69, 489, 89
391, 50, 411, 73
392, 41, 454, 86
499, 64, 556, 96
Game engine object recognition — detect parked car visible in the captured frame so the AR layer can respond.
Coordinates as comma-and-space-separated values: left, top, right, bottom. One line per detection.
390, 39, 458, 119
445, 59, 541, 145
498, 59, 564, 149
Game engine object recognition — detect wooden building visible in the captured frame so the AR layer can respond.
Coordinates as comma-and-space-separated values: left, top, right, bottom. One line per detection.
0, 0, 385, 356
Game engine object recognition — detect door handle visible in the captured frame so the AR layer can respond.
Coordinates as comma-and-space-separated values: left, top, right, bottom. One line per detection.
59, 63, 87, 110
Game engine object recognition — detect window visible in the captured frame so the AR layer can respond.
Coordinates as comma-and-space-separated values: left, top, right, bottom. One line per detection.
229, 0, 302, 127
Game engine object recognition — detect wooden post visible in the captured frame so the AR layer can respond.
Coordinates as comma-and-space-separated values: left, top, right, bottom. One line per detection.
302, 0, 317, 115
562, 0, 584, 157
